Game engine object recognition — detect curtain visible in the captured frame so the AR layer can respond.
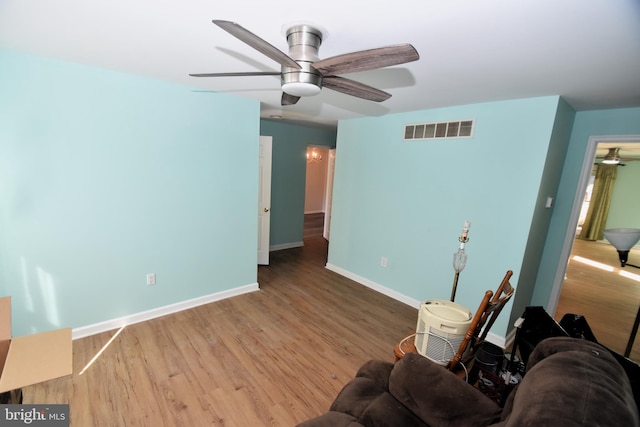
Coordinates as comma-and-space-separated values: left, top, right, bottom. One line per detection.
580, 164, 618, 241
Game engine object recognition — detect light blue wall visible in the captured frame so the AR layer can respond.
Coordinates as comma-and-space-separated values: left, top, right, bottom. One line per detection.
0, 50, 261, 335
6, 47, 638, 342
328, 96, 562, 338
533, 107, 640, 307
506, 98, 575, 329
260, 120, 336, 247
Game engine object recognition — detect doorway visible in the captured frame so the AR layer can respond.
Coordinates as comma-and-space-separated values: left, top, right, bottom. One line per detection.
303, 146, 330, 239
552, 135, 640, 360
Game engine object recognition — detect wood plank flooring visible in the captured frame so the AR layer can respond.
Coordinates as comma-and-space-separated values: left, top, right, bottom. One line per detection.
23, 237, 417, 426
303, 213, 324, 239
24, 236, 637, 425
555, 238, 640, 361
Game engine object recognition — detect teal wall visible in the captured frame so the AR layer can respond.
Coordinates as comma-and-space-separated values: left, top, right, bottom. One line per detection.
607, 161, 640, 229
327, 96, 563, 338
0, 50, 261, 335
4, 47, 639, 343
505, 99, 575, 329
533, 107, 640, 307
259, 120, 336, 247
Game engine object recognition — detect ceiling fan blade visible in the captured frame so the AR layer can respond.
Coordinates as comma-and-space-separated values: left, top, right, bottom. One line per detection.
189, 71, 280, 77
281, 93, 301, 106
322, 76, 391, 102
313, 44, 419, 76
212, 20, 301, 70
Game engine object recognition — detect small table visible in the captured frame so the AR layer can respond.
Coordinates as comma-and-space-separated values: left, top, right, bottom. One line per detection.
393, 334, 469, 381
393, 334, 417, 361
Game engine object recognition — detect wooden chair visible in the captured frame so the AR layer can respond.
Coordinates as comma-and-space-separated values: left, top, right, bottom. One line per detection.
447, 270, 515, 372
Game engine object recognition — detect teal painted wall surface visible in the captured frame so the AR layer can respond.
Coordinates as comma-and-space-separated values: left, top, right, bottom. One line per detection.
505, 98, 575, 329
533, 107, 640, 307
0, 50, 260, 335
260, 120, 336, 247
328, 96, 561, 338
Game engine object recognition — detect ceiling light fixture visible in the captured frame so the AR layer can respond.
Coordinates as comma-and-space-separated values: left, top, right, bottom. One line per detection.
306, 149, 322, 162
282, 81, 322, 97
602, 147, 621, 164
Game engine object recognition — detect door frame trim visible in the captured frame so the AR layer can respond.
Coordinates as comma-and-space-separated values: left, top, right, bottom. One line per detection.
547, 134, 640, 313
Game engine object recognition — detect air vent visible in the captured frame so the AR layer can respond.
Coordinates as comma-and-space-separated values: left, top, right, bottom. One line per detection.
404, 119, 474, 140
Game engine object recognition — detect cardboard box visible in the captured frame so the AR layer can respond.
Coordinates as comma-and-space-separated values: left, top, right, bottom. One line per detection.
0, 296, 72, 393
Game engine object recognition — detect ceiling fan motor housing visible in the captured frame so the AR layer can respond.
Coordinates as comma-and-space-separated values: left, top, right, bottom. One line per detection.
281, 24, 324, 96
191, 20, 416, 104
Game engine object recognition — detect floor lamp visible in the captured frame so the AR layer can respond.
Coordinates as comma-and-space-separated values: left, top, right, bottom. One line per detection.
603, 228, 640, 357
450, 221, 470, 302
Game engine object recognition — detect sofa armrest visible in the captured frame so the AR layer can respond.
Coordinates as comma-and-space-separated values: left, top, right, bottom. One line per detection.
501, 337, 639, 427
389, 352, 501, 427
355, 359, 394, 390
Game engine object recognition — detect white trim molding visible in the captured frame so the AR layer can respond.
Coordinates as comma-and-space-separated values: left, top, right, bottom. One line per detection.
270, 241, 304, 252
325, 263, 421, 308
72, 283, 259, 340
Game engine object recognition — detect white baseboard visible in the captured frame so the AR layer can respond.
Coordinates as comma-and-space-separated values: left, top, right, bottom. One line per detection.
270, 241, 304, 252
325, 263, 421, 309
72, 283, 260, 340
325, 263, 512, 347
501, 326, 518, 350
485, 331, 507, 349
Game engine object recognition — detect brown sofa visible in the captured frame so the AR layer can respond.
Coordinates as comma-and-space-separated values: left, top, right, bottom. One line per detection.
297, 337, 639, 427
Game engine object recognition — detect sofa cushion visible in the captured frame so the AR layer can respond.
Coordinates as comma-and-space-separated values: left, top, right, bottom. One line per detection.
296, 411, 363, 427
355, 359, 394, 390
330, 377, 388, 419
500, 337, 639, 427
389, 352, 501, 427
359, 391, 428, 427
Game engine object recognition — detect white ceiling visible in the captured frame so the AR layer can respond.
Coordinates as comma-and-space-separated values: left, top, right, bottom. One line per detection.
1, 0, 639, 130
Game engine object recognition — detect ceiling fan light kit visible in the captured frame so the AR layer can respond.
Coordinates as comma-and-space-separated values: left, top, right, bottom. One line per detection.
602, 147, 621, 164
190, 20, 419, 106
281, 23, 324, 97
282, 80, 322, 97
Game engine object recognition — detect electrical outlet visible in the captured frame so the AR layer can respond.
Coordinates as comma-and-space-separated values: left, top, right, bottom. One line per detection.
146, 273, 156, 286
381, 256, 388, 268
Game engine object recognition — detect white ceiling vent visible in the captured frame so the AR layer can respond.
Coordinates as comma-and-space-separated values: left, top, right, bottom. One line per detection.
404, 120, 474, 141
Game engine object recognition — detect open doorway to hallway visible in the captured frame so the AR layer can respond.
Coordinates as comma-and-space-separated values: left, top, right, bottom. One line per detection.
304, 146, 330, 239
554, 138, 640, 362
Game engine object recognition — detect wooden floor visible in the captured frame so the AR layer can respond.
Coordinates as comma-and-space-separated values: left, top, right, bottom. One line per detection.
303, 213, 324, 239
555, 238, 640, 361
23, 237, 417, 426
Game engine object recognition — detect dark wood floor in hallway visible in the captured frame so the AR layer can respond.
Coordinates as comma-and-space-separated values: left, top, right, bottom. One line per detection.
303, 213, 325, 238
24, 237, 417, 426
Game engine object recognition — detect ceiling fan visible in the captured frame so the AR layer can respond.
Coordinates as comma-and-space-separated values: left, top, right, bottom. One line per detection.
190, 20, 420, 106
595, 147, 640, 166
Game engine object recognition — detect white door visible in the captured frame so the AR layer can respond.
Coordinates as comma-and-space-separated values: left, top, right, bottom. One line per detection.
323, 149, 336, 240
258, 136, 272, 265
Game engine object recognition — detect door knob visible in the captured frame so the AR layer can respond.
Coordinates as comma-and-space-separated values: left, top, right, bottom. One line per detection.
264, 207, 270, 212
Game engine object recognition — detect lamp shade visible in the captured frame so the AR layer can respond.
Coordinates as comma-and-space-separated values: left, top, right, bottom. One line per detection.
603, 228, 640, 251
